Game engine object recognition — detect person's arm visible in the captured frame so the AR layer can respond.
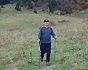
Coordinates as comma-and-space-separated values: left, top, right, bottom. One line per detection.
51, 28, 57, 39
38, 27, 42, 42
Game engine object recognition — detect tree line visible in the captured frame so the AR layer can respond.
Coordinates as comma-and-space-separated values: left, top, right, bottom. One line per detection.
0, 0, 88, 14
47, 0, 88, 14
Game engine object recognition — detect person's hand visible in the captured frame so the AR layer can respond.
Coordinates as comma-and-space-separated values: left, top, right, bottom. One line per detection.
37, 39, 40, 43
54, 35, 57, 39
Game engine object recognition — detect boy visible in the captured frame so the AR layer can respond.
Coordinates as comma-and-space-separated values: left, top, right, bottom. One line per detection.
38, 19, 57, 66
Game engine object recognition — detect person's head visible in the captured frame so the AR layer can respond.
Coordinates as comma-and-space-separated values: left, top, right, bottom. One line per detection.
44, 19, 49, 26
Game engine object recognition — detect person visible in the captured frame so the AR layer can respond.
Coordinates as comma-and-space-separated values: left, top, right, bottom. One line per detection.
38, 19, 57, 66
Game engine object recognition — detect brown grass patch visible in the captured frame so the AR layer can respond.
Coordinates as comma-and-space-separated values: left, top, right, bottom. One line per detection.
57, 20, 70, 23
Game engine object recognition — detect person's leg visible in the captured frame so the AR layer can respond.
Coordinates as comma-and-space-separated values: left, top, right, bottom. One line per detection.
41, 51, 45, 58
40, 43, 46, 61
46, 42, 51, 62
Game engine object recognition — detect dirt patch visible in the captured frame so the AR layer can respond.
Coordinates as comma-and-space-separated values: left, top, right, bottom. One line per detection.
8, 28, 24, 31
57, 20, 70, 23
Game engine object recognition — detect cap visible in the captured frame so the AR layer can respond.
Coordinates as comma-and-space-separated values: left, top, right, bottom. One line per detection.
44, 19, 49, 22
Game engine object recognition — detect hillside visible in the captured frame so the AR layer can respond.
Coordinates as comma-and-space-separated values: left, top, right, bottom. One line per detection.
0, 4, 88, 70
70, 9, 88, 19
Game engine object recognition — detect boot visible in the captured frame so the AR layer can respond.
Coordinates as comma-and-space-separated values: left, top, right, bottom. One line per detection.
46, 62, 51, 66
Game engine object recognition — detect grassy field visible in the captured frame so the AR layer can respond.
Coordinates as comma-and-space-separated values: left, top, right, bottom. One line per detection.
0, 4, 88, 70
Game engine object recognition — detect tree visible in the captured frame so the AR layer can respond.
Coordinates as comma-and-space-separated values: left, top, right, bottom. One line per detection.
47, 0, 57, 12
28, 0, 33, 9
15, 0, 21, 11
0, 0, 4, 8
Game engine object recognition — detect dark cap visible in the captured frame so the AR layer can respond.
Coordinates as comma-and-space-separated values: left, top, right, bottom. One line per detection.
44, 19, 49, 22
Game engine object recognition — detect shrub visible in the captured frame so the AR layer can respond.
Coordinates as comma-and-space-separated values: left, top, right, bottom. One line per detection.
54, 10, 61, 15
27, 0, 33, 9
1, 4, 4, 8
28, 3, 33, 9
81, 1, 87, 9
15, 1, 21, 11
65, 8, 73, 14
61, 11, 66, 15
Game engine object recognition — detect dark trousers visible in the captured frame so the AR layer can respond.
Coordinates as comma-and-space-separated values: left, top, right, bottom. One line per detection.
40, 42, 51, 62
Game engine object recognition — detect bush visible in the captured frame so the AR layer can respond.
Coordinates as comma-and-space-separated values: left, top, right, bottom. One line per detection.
27, 0, 33, 9
15, 1, 21, 11
15, 6, 21, 11
54, 10, 61, 15
81, 1, 87, 9
1, 4, 4, 8
28, 3, 33, 9
61, 11, 66, 15
66, 8, 73, 14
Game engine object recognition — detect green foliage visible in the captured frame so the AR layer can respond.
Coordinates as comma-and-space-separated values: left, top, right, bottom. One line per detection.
1, 5, 3, 8
22, 0, 26, 4
1, 3, 4, 8
15, 0, 21, 11
28, 0, 33, 9
81, 1, 87, 9
0, 0, 5, 8
15, 0, 34, 9
47, 0, 57, 12
0, 0, 3, 5
26, 59, 34, 64
66, 8, 73, 14
61, 11, 66, 15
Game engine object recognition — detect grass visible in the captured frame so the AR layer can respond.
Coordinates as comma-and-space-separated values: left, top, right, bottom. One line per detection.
70, 9, 88, 20
0, 4, 88, 70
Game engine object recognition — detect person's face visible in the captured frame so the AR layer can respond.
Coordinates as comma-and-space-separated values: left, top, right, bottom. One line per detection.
44, 22, 49, 26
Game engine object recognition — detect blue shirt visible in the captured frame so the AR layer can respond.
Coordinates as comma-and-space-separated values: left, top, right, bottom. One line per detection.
38, 27, 55, 43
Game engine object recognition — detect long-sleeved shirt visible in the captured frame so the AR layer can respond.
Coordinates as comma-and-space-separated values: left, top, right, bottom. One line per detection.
38, 27, 55, 43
